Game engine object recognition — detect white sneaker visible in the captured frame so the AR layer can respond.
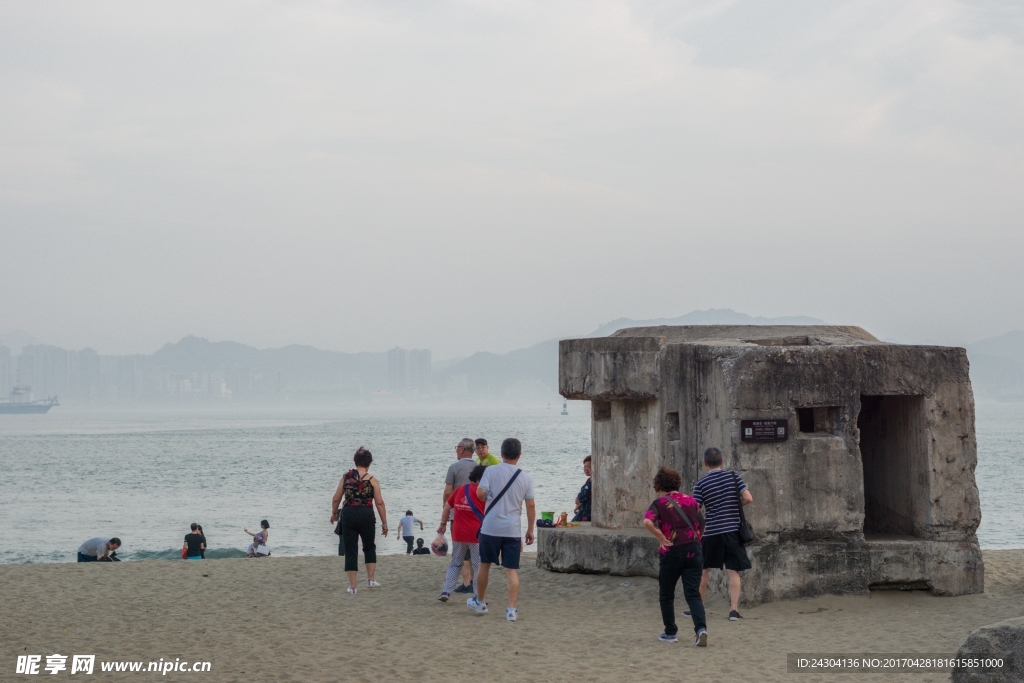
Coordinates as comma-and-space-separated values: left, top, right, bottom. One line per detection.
346, 587, 357, 595
367, 580, 381, 588
506, 607, 518, 622
466, 597, 488, 614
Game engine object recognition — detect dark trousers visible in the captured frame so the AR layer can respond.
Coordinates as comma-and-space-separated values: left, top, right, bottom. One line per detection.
403, 535, 415, 554
659, 544, 707, 636
341, 506, 377, 572
77, 552, 97, 563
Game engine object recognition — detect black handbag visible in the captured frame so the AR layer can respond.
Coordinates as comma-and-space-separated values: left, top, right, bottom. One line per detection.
733, 471, 754, 544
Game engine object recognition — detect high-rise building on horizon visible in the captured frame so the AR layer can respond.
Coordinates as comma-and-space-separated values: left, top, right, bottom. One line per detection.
17, 344, 70, 400
387, 347, 408, 392
387, 347, 432, 392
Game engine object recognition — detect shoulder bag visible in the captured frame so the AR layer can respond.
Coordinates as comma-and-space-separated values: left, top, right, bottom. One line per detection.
463, 484, 485, 523
475, 469, 522, 539
662, 495, 702, 543
732, 471, 754, 544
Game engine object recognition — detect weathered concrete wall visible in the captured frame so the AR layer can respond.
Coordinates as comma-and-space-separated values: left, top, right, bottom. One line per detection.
708, 343, 980, 543
925, 381, 981, 541
704, 540, 869, 603
665, 344, 733, 491
591, 399, 661, 528
866, 539, 983, 595
710, 344, 870, 540
560, 337, 662, 400
681, 533, 983, 606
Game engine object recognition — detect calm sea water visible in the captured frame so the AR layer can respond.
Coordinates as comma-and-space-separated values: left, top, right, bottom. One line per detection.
0, 404, 592, 563
0, 401, 1020, 563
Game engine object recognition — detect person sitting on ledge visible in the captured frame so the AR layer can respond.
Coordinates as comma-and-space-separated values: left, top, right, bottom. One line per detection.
572, 455, 592, 522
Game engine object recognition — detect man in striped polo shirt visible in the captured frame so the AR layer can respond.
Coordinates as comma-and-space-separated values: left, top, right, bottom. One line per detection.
692, 447, 754, 621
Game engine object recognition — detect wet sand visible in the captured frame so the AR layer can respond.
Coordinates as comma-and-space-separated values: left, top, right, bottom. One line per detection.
1, 550, 1018, 682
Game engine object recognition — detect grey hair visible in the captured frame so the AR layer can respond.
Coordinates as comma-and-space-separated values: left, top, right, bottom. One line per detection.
458, 438, 475, 452
703, 447, 723, 467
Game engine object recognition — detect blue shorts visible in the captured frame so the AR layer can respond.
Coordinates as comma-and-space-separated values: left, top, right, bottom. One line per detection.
478, 534, 521, 569
186, 555, 203, 561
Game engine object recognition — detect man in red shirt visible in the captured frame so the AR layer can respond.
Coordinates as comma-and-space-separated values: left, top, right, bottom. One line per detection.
436, 464, 487, 601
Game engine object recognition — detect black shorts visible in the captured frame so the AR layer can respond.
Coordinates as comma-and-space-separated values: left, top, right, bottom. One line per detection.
701, 531, 751, 571
478, 534, 521, 569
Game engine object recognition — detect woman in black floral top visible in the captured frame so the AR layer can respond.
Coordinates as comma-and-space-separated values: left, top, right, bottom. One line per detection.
331, 447, 389, 594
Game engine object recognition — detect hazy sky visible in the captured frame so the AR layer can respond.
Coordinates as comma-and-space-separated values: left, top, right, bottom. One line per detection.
1, 1, 1021, 358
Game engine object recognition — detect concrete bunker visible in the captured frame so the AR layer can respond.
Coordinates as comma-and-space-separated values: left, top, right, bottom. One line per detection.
537, 325, 984, 605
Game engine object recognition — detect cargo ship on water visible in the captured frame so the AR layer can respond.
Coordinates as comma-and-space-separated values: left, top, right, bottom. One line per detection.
0, 386, 59, 414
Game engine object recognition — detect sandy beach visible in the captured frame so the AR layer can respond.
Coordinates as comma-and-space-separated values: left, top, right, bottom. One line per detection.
2, 550, 1018, 682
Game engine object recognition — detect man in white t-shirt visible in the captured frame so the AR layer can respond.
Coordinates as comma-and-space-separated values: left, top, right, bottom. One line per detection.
398, 511, 424, 554
466, 437, 535, 622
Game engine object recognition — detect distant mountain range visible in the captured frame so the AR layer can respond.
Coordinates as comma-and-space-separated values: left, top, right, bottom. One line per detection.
2, 311, 1021, 402
148, 335, 388, 396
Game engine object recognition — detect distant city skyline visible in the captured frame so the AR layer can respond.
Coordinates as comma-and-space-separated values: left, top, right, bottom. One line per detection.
2, 310, 1021, 404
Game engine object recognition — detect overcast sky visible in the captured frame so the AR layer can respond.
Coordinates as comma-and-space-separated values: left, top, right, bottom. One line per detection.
1, 1, 1021, 358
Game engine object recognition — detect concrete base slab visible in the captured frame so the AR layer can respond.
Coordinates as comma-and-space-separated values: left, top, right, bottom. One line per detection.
537, 526, 984, 607
536, 524, 659, 577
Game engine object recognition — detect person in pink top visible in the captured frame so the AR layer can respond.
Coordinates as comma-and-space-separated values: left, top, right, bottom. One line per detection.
436, 464, 487, 601
643, 466, 708, 647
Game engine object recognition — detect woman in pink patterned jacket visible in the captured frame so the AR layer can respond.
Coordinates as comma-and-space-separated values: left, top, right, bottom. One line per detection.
643, 466, 707, 647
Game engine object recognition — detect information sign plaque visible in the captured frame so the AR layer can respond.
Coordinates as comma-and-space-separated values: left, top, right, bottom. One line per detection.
741, 419, 789, 442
